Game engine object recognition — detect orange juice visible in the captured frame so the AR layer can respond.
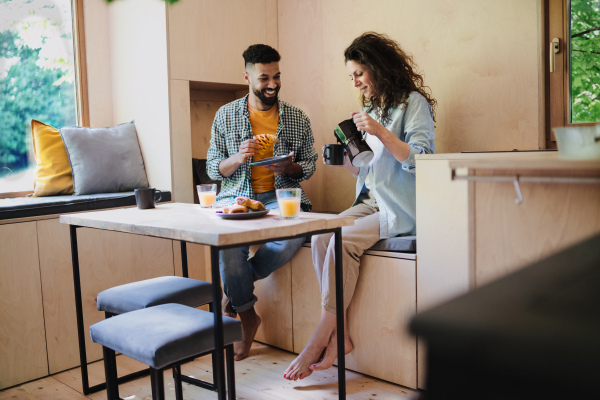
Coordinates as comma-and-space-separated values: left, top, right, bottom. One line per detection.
199, 191, 216, 207
278, 197, 300, 218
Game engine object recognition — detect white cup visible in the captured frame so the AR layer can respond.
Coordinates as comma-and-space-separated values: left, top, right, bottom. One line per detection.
197, 184, 217, 208
276, 188, 301, 219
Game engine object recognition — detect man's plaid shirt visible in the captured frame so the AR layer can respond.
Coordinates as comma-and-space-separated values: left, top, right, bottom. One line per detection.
206, 95, 317, 211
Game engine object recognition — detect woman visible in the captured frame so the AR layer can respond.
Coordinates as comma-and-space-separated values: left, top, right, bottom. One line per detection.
284, 32, 436, 381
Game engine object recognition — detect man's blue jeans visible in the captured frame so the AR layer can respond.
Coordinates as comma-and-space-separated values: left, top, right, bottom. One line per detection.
219, 191, 306, 313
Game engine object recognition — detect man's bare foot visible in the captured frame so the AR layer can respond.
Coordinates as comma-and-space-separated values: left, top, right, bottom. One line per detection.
309, 331, 353, 372
234, 307, 261, 361
221, 295, 237, 318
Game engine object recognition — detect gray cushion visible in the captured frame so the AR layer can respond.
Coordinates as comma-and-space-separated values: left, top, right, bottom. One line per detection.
369, 235, 416, 253
60, 121, 149, 195
97, 276, 213, 315
89, 303, 242, 369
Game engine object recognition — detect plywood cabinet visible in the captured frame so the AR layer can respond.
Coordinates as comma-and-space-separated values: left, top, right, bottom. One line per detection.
0, 222, 48, 389
0, 216, 177, 389
415, 152, 600, 389
265, 246, 419, 389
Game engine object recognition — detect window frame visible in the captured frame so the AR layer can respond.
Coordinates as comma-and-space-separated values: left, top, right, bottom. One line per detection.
545, 0, 599, 149
0, 0, 88, 199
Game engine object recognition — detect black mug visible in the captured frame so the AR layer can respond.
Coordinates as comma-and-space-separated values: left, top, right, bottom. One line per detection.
334, 119, 373, 167
323, 144, 346, 165
134, 188, 162, 209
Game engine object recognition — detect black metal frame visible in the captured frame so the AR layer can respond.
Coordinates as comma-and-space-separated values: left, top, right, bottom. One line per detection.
69, 224, 346, 399
102, 343, 237, 400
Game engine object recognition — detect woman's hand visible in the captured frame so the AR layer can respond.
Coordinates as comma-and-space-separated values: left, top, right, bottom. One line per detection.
351, 111, 384, 138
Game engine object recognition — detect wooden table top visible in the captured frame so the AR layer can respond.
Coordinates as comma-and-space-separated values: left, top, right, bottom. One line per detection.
59, 202, 354, 246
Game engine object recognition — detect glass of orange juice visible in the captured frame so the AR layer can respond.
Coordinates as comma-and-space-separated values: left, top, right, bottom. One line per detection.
276, 188, 302, 219
197, 184, 217, 208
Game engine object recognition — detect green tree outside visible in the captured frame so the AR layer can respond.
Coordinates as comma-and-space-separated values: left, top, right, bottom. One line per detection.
0, 0, 77, 183
0, 30, 76, 177
570, 0, 600, 123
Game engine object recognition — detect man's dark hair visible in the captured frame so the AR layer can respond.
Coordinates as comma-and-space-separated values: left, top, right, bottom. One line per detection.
243, 44, 281, 69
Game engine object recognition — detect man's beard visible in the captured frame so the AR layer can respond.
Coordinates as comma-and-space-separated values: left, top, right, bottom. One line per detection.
253, 86, 280, 107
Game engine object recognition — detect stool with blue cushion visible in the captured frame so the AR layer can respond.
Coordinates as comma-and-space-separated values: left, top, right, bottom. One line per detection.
96, 276, 216, 393
90, 303, 242, 400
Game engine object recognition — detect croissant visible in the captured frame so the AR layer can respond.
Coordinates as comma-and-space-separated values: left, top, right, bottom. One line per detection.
223, 204, 249, 214
235, 196, 266, 211
255, 134, 279, 157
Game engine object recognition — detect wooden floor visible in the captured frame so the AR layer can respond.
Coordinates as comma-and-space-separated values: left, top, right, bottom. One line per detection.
0, 343, 420, 400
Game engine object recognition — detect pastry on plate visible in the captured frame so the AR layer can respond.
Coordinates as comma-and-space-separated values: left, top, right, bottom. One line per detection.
235, 196, 266, 211
223, 204, 249, 214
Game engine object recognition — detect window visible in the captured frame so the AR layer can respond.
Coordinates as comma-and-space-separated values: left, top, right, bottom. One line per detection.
0, 0, 86, 196
546, 0, 600, 148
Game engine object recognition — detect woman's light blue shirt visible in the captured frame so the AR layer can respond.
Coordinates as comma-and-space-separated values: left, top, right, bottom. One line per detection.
354, 91, 435, 238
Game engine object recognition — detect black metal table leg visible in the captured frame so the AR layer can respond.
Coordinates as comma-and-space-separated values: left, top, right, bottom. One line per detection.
333, 228, 346, 399
210, 246, 226, 399
180, 241, 188, 278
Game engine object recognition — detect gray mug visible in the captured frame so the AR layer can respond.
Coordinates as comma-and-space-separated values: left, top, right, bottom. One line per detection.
135, 188, 162, 209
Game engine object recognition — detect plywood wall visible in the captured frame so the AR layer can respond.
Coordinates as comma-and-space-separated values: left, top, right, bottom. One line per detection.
278, 0, 543, 212
85, 0, 544, 210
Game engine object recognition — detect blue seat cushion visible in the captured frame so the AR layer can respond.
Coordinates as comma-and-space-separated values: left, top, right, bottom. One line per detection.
97, 276, 213, 315
370, 235, 416, 253
89, 303, 242, 369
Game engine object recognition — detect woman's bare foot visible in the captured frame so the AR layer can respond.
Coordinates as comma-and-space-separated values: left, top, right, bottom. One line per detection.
309, 330, 353, 372
234, 307, 261, 361
283, 309, 338, 381
284, 341, 328, 381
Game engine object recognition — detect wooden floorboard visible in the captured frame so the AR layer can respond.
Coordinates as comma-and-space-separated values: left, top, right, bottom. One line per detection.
0, 343, 419, 400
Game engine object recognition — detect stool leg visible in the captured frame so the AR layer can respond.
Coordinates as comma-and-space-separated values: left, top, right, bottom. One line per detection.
172, 366, 183, 400
150, 368, 165, 400
225, 344, 236, 400
102, 347, 120, 400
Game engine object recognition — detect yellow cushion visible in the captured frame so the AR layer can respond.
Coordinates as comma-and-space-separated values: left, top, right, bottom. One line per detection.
30, 119, 74, 196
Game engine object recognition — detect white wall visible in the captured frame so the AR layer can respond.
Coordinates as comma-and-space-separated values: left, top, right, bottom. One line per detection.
84, 0, 173, 197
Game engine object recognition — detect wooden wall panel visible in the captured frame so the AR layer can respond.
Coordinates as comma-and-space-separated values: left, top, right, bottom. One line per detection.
290, 246, 321, 354
345, 256, 417, 388
37, 219, 79, 374
76, 228, 175, 367
254, 262, 293, 352
279, 0, 543, 212
0, 222, 47, 389
167, 0, 278, 84
169, 79, 194, 203
474, 174, 600, 286
190, 90, 238, 160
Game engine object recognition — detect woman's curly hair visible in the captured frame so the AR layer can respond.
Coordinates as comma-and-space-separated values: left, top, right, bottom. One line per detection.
344, 32, 437, 124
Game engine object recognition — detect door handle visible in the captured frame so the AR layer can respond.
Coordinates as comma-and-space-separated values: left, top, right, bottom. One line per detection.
550, 37, 560, 73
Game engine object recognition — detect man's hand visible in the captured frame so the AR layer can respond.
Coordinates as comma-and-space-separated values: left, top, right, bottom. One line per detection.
262, 152, 303, 178
218, 138, 261, 178
236, 138, 261, 164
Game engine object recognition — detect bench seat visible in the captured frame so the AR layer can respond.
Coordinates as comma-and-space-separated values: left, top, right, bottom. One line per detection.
0, 191, 171, 220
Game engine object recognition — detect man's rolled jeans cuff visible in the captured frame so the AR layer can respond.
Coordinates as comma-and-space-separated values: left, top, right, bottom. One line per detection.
232, 295, 258, 313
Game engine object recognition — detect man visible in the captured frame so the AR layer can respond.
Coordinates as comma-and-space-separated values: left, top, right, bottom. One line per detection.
206, 44, 317, 361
